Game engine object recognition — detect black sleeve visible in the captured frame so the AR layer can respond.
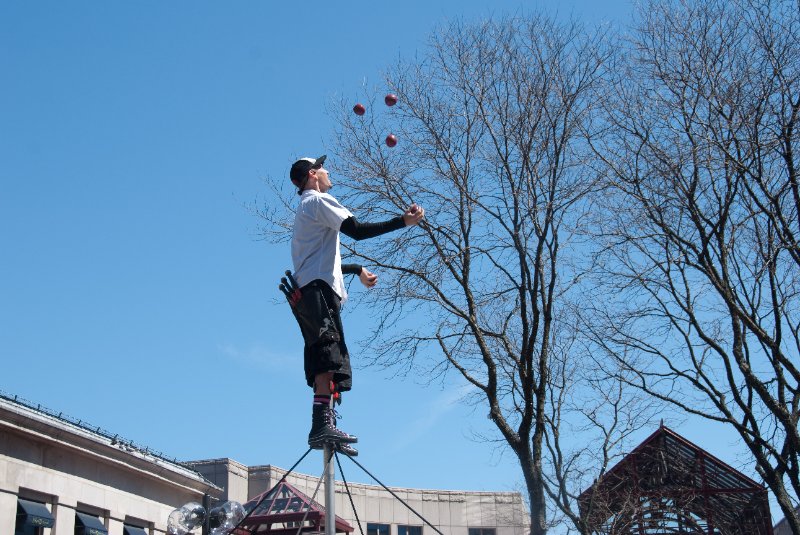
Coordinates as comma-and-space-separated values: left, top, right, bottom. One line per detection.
339, 215, 405, 241
342, 264, 363, 276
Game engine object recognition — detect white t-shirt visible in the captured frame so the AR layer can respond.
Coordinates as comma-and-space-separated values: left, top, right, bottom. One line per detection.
291, 190, 354, 302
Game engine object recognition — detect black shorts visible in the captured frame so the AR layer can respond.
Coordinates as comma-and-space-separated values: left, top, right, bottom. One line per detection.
292, 280, 352, 391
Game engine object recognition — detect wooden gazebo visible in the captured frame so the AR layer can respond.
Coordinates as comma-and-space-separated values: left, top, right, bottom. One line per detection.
579, 425, 773, 534
234, 480, 354, 535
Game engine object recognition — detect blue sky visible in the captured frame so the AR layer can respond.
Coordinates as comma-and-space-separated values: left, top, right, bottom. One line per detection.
2, 0, 753, 507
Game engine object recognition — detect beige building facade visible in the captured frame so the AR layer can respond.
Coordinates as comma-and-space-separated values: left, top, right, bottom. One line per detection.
191, 461, 527, 535
1, 394, 527, 535
0, 394, 223, 535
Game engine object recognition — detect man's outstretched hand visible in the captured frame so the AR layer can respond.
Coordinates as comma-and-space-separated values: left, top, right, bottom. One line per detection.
403, 203, 425, 226
359, 268, 378, 288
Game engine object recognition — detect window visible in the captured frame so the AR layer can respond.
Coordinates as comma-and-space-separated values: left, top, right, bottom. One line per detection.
468, 529, 496, 535
15, 499, 55, 535
367, 524, 390, 535
75, 513, 108, 535
123, 525, 148, 535
398, 526, 422, 535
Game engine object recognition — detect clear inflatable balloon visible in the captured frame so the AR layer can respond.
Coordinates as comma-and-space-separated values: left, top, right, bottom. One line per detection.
167, 509, 186, 535
209, 501, 246, 535
167, 502, 206, 535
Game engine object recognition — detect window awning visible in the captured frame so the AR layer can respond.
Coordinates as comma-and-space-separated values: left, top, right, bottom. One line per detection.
17, 499, 55, 529
123, 525, 148, 535
76, 512, 109, 535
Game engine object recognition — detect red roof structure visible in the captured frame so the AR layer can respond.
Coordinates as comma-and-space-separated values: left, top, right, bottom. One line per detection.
578, 425, 773, 534
235, 480, 354, 535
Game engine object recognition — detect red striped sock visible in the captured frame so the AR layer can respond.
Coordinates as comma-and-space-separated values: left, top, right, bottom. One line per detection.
313, 394, 331, 406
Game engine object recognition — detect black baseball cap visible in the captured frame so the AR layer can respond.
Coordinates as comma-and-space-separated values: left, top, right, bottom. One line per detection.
289, 155, 327, 194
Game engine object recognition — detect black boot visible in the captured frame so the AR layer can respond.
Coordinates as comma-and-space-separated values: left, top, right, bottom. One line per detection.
335, 442, 359, 456
308, 404, 358, 448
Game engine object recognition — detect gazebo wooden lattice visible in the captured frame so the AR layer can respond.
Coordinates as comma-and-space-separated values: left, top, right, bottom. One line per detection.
234, 480, 354, 535
578, 425, 773, 534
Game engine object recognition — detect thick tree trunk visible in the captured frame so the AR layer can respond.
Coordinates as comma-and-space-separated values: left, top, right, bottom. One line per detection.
758, 463, 800, 535
518, 448, 547, 535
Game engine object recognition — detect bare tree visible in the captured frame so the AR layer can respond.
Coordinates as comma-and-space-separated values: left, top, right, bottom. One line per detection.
544, 343, 661, 534
588, 0, 800, 529
324, 14, 621, 535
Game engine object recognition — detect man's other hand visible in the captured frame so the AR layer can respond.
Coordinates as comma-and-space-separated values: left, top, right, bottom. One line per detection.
359, 268, 378, 288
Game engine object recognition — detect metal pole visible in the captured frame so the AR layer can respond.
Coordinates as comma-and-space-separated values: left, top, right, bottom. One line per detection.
324, 443, 336, 535
202, 493, 210, 535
